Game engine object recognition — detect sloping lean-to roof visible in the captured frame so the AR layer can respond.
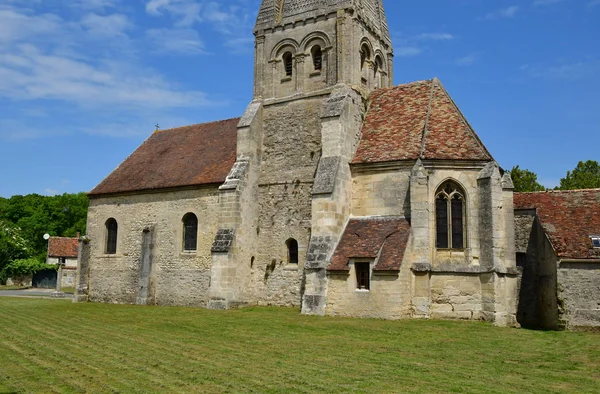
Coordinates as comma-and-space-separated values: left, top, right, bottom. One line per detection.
353, 78, 492, 164
48, 237, 79, 258
514, 189, 600, 260
329, 216, 411, 271
90, 118, 239, 196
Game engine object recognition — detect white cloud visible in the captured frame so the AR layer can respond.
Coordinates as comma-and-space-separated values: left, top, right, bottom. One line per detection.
455, 54, 479, 67
522, 60, 600, 79
0, 2, 221, 139
413, 33, 454, 41
533, 0, 566, 6
80, 13, 131, 37
395, 46, 424, 57
482, 6, 520, 20
0, 9, 63, 44
146, 28, 206, 54
146, 0, 202, 27
393, 32, 454, 57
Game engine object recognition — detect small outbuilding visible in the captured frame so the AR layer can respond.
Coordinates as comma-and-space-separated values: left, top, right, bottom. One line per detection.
515, 189, 600, 331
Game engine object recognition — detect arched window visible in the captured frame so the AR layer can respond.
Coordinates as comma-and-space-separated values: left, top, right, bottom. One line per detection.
105, 218, 118, 255
435, 181, 466, 250
183, 213, 198, 252
282, 52, 293, 77
360, 44, 371, 70
311, 45, 322, 71
374, 56, 383, 77
286, 238, 298, 265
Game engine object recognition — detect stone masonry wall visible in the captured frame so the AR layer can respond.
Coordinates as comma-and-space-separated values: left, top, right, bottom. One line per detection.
245, 97, 323, 306
86, 188, 219, 306
351, 168, 411, 217
558, 262, 600, 330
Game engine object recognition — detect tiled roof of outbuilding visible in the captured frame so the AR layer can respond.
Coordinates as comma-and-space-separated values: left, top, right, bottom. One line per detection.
48, 237, 79, 258
353, 79, 492, 164
329, 216, 411, 271
90, 118, 239, 196
514, 189, 600, 260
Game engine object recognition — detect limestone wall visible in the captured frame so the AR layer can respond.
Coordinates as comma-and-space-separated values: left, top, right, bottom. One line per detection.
351, 168, 411, 217
326, 260, 412, 319
242, 97, 324, 307
429, 274, 483, 320
86, 188, 219, 306
558, 262, 600, 330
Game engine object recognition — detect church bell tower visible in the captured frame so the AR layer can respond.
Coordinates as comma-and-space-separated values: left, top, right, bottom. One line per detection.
253, 0, 394, 99
208, 0, 394, 313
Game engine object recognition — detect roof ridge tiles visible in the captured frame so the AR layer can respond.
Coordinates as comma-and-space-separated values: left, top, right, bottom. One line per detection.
515, 188, 600, 195
154, 117, 242, 134
418, 78, 436, 158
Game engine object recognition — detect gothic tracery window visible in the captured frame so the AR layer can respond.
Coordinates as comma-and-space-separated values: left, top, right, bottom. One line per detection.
183, 213, 198, 252
435, 181, 466, 250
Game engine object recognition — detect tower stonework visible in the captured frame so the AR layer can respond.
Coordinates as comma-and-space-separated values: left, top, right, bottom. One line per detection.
207, 0, 393, 310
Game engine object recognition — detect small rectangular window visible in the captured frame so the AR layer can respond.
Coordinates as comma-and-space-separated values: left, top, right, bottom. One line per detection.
355, 262, 370, 291
516, 252, 527, 268
591, 236, 600, 248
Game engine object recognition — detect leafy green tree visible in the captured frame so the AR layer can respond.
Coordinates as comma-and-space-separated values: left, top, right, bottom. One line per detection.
558, 160, 600, 190
0, 220, 32, 283
509, 166, 546, 193
0, 192, 88, 259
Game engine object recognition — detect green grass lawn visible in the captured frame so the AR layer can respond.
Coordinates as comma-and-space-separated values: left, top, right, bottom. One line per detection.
0, 299, 598, 394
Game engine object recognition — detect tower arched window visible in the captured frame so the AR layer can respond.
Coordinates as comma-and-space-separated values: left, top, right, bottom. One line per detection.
374, 56, 383, 77
311, 46, 322, 71
286, 238, 299, 265
105, 218, 118, 255
360, 44, 371, 70
183, 213, 198, 252
282, 52, 293, 77
435, 181, 466, 250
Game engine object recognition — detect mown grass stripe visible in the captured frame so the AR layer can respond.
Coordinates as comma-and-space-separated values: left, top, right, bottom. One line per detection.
0, 299, 598, 394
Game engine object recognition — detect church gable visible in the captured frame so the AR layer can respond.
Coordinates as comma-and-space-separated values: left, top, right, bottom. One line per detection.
422, 79, 491, 161
353, 79, 492, 165
90, 118, 239, 196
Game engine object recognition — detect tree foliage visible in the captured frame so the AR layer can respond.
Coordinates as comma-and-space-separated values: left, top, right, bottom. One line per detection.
558, 160, 600, 190
509, 166, 546, 193
0, 193, 88, 282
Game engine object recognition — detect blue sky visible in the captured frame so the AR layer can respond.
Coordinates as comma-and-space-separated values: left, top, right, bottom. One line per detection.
0, 0, 598, 197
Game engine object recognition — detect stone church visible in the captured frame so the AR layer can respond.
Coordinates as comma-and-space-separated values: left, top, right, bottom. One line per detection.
76, 0, 600, 330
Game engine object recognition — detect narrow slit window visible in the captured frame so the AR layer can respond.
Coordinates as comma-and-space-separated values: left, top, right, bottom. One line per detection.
287, 238, 298, 264
105, 218, 118, 255
312, 46, 322, 71
516, 252, 527, 268
183, 213, 198, 252
283, 52, 293, 77
355, 263, 370, 290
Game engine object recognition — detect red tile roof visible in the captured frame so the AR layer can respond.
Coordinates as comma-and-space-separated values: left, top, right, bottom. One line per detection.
48, 237, 78, 258
329, 217, 411, 271
353, 79, 492, 164
514, 189, 600, 260
90, 118, 239, 196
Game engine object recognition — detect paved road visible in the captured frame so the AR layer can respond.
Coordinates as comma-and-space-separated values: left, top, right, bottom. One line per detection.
0, 289, 73, 299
